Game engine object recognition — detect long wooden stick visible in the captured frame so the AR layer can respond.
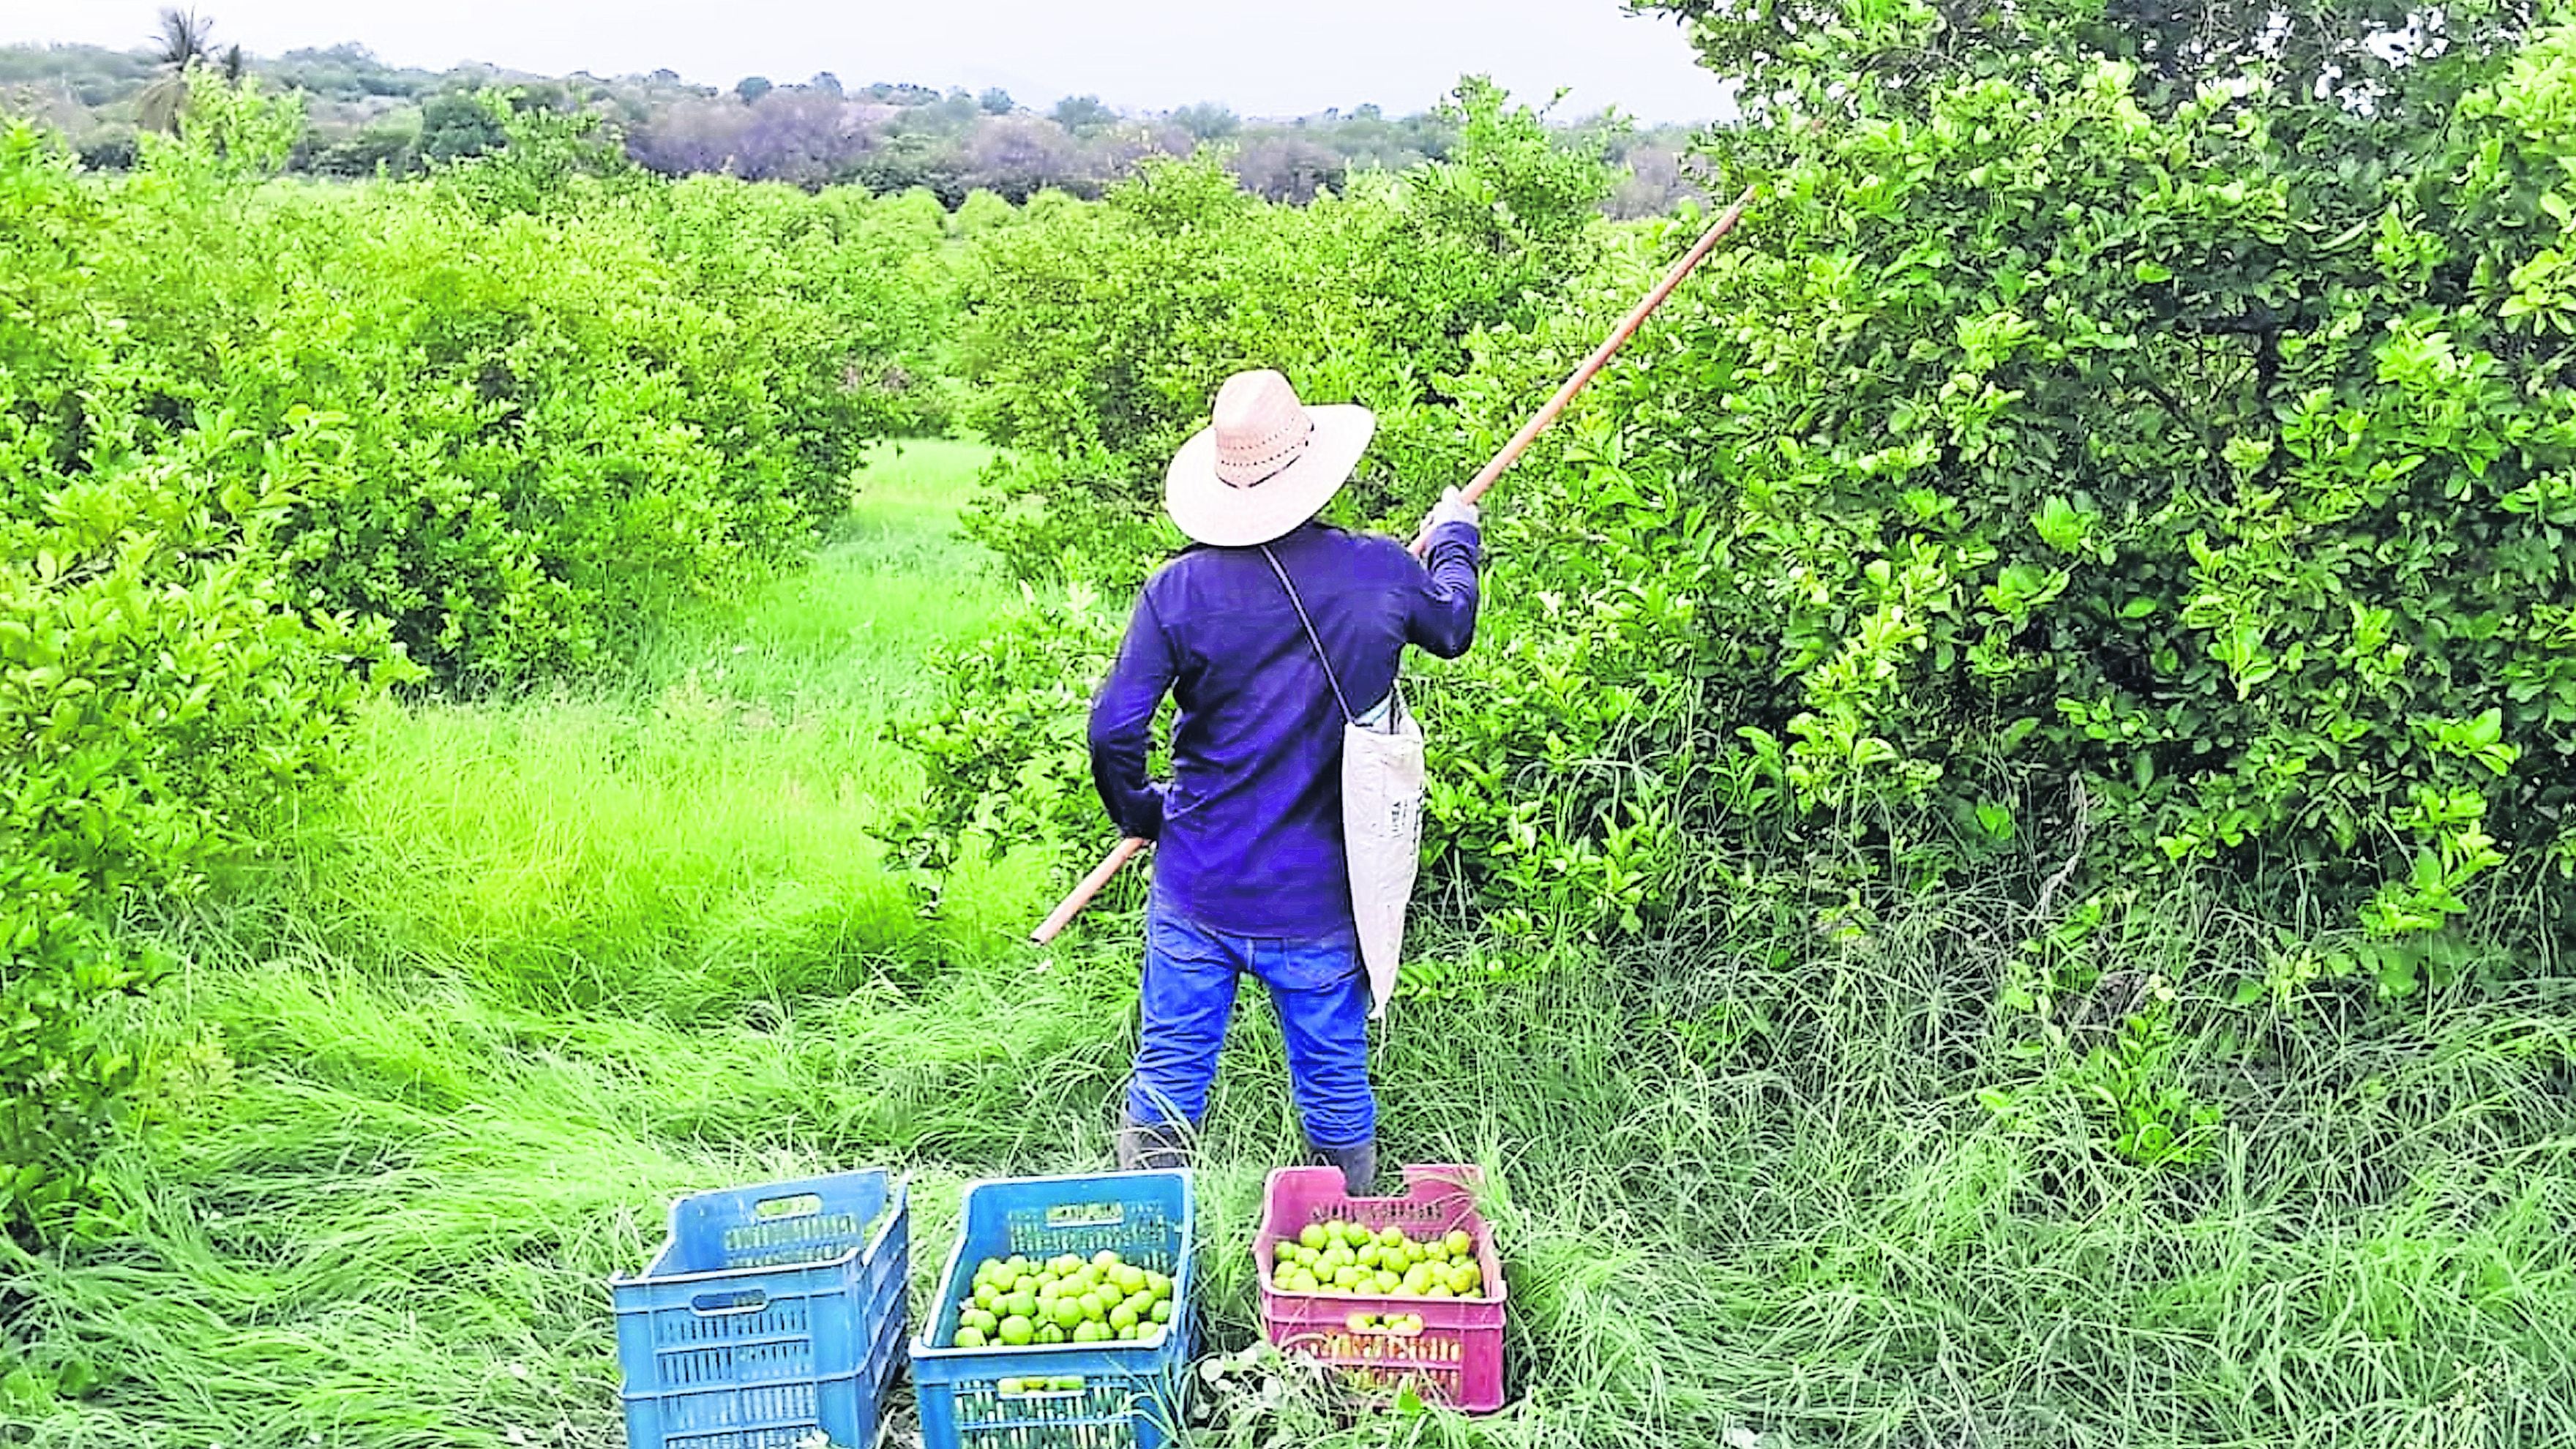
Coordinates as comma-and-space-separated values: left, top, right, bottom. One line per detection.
1030, 836, 1147, 946
1029, 187, 1759, 946
1410, 184, 1757, 555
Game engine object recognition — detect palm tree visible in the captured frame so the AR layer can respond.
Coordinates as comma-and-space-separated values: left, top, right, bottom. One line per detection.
137, 7, 217, 134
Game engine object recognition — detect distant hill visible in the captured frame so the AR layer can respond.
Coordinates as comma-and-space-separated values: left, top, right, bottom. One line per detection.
0, 40, 1706, 214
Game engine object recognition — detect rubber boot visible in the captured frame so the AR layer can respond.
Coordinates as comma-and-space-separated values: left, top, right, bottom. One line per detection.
1115, 1104, 1196, 1172
1308, 1138, 1379, 1198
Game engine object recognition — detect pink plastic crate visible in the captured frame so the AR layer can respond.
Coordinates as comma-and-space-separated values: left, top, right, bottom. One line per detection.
1252, 1164, 1507, 1413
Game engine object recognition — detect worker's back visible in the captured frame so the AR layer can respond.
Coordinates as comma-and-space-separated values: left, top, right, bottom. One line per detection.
1087, 518, 1480, 937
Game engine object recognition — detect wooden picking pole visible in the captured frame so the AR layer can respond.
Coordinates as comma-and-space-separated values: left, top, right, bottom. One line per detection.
1027, 185, 1760, 948
1409, 183, 1757, 556
1030, 836, 1147, 946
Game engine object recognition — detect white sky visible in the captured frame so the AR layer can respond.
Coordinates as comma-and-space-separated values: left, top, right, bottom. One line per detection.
6, 1, 1734, 123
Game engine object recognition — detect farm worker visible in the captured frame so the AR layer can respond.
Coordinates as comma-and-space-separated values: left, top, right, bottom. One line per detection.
1087, 368, 1481, 1197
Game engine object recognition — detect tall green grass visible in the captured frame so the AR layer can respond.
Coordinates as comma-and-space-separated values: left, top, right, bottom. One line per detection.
10, 439, 2576, 1448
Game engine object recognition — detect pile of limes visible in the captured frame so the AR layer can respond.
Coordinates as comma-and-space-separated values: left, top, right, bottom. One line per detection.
946, 1250, 1175, 1349
1267, 1219, 1487, 1299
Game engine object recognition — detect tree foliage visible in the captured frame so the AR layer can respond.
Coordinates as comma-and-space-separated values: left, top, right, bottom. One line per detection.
0, 80, 955, 1236
135, 6, 216, 133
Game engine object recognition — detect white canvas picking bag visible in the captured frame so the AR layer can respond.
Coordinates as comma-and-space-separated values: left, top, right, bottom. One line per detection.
1262, 547, 1425, 1020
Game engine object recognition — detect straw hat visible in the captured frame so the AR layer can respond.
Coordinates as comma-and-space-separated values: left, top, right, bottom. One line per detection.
1164, 370, 1374, 547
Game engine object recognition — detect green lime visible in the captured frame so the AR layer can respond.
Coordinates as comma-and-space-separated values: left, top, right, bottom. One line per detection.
1298, 1223, 1329, 1251
1444, 1230, 1473, 1259
1004, 1292, 1036, 1320
1150, 1298, 1174, 1323
1092, 1249, 1120, 1270
1445, 1263, 1478, 1295
1050, 1376, 1083, 1392
1112, 1264, 1146, 1295
1332, 1265, 1364, 1289
997, 1377, 1025, 1396
1052, 1298, 1085, 1330
1037, 1322, 1066, 1345
997, 1315, 1035, 1347
1145, 1270, 1172, 1298
954, 1325, 987, 1349
1077, 1292, 1108, 1322
1109, 1303, 1139, 1332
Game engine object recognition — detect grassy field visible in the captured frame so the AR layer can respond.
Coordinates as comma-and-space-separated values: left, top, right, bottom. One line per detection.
12, 440, 2576, 1449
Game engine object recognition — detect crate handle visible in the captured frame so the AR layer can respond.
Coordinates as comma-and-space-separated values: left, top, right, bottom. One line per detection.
752, 1191, 825, 1221
689, 1289, 771, 1317
1044, 1201, 1126, 1229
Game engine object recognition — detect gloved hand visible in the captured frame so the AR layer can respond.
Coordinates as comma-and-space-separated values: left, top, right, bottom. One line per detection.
1425, 486, 1480, 533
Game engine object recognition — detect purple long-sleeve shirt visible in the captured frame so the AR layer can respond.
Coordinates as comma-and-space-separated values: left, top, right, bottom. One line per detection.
1087, 519, 1482, 939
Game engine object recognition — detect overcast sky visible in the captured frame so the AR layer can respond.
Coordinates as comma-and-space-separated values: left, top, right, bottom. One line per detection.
9, 1, 1734, 123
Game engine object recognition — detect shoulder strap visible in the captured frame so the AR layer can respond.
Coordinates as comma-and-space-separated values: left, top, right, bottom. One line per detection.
1259, 544, 1357, 725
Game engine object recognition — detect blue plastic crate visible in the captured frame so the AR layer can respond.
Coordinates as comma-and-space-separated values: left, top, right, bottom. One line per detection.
910, 1170, 1197, 1449
611, 1169, 908, 1449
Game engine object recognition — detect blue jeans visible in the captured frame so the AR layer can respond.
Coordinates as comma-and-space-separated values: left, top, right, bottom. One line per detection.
1126, 906, 1376, 1151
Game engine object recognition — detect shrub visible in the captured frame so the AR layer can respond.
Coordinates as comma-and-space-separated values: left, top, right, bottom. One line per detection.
1, 124, 400, 1239
34, 86, 952, 687
0, 85, 958, 1229
1552, 29, 2576, 945
949, 80, 1618, 586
